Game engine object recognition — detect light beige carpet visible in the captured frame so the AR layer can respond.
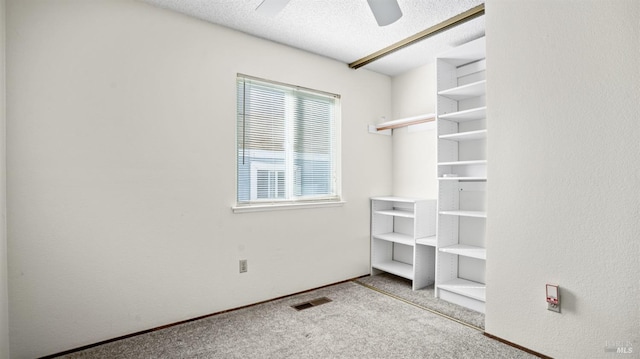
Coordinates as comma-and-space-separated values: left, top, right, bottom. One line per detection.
61, 280, 533, 358
355, 273, 485, 329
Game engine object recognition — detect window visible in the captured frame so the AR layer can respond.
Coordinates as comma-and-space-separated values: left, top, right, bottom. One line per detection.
236, 74, 341, 210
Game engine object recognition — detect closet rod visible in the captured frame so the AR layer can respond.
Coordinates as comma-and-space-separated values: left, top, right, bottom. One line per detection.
376, 116, 435, 131
348, 3, 485, 70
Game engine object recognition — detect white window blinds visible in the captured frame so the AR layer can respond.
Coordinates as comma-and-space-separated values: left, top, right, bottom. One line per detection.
236, 75, 341, 206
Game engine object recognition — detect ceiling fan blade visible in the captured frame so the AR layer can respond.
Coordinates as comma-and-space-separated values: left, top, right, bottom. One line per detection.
255, 0, 291, 17
367, 0, 403, 26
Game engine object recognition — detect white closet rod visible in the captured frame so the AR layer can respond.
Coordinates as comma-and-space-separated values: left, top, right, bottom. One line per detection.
376, 114, 436, 131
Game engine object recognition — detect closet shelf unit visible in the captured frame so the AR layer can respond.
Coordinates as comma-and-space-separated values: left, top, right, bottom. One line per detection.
435, 36, 488, 313
371, 196, 437, 290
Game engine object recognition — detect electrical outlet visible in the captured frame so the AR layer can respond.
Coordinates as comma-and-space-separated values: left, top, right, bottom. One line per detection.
546, 284, 560, 313
239, 259, 248, 273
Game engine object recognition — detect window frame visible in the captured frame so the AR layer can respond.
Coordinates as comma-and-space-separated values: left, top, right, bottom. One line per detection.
233, 74, 344, 213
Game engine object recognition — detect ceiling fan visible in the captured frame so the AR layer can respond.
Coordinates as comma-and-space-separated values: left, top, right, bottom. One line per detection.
256, 0, 403, 26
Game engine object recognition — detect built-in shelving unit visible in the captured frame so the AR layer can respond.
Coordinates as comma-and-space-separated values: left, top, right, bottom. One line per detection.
435, 36, 487, 313
371, 197, 437, 290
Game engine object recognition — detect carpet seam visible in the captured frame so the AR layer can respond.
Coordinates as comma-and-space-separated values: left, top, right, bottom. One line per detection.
352, 279, 484, 332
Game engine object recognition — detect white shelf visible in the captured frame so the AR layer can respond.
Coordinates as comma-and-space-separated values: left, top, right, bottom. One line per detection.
438, 106, 486, 122
438, 80, 486, 100
373, 232, 414, 247
439, 244, 486, 260
438, 160, 487, 166
439, 129, 487, 142
416, 235, 437, 247
372, 260, 414, 280
439, 210, 487, 218
370, 196, 421, 203
438, 278, 486, 302
438, 177, 487, 181
374, 209, 415, 218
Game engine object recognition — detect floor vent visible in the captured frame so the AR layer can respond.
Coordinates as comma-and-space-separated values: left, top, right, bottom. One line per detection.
291, 297, 332, 311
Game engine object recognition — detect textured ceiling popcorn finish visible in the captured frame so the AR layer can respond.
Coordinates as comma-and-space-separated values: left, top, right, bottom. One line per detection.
140, 0, 485, 76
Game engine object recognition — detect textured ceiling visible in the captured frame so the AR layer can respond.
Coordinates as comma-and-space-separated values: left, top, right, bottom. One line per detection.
140, 0, 485, 76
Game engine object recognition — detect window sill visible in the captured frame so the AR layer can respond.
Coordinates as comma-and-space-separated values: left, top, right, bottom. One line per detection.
232, 200, 346, 214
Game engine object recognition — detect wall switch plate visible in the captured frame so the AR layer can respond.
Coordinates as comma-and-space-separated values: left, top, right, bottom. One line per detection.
546, 284, 560, 313
239, 259, 248, 273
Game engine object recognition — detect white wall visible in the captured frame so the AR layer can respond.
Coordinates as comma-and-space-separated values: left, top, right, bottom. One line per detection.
5, 1, 392, 357
485, 0, 640, 358
390, 63, 437, 199
0, 0, 9, 357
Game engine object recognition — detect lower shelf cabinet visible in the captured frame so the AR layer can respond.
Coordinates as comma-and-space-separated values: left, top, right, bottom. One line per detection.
370, 196, 437, 290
